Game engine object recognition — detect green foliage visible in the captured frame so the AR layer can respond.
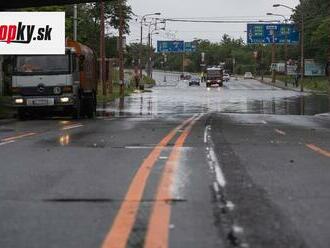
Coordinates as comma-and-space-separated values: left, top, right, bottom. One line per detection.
22, 2, 133, 57
152, 35, 262, 74
293, 0, 330, 61
142, 75, 156, 85
125, 43, 150, 68
97, 83, 134, 103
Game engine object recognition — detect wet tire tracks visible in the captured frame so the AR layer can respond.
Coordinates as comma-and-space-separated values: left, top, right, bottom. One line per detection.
205, 115, 308, 248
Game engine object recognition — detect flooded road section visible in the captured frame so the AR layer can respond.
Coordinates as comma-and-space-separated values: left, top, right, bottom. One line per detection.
98, 71, 330, 117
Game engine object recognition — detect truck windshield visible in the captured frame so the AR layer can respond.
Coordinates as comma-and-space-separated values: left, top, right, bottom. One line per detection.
14, 55, 70, 75
207, 70, 222, 78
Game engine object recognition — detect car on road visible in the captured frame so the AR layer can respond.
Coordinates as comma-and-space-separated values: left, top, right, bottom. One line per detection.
188, 76, 200, 86
244, 72, 254, 79
223, 73, 230, 82
180, 73, 192, 80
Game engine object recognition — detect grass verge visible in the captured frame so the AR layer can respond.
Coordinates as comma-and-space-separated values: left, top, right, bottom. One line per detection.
273, 75, 330, 92
97, 83, 135, 103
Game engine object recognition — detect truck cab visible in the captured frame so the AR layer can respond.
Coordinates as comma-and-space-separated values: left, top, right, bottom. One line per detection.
12, 40, 97, 119
206, 67, 224, 87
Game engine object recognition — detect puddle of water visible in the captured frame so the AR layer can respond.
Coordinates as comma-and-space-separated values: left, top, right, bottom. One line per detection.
97, 71, 330, 117
97, 90, 330, 118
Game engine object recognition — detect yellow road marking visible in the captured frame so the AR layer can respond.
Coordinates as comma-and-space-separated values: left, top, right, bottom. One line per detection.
306, 144, 330, 158
144, 116, 199, 248
101, 116, 197, 248
1, 132, 37, 142
275, 129, 286, 136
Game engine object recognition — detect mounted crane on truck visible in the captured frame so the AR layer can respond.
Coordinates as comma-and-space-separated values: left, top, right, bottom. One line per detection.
11, 39, 97, 119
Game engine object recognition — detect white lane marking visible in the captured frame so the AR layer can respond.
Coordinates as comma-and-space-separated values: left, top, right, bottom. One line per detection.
262, 120, 267, 124
232, 225, 244, 235
204, 125, 209, 143
205, 126, 226, 188
226, 201, 235, 211
194, 113, 204, 121
0, 140, 15, 146
1, 132, 36, 142
124, 146, 155, 149
62, 124, 84, 130
213, 181, 220, 194
159, 156, 168, 160
275, 129, 286, 136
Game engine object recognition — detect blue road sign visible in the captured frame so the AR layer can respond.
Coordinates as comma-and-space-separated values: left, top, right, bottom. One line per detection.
157, 40, 184, 53
247, 24, 299, 45
184, 42, 197, 52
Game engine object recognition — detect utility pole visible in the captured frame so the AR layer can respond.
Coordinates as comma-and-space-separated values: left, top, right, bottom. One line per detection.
272, 4, 304, 91
108, 59, 113, 95
182, 53, 185, 74
259, 45, 264, 81
327, 38, 330, 96
99, 0, 106, 96
118, 0, 125, 97
139, 13, 161, 86
284, 20, 288, 87
300, 13, 304, 92
267, 13, 288, 85
147, 32, 151, 77
139, 18, 144, 82
73, 4, 78, 41
271, 30, 276, 83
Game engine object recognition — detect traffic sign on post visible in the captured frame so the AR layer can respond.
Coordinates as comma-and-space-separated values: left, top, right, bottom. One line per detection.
184, 42, 197, 52
247, 24, 299, 45
157, 40, 184, 53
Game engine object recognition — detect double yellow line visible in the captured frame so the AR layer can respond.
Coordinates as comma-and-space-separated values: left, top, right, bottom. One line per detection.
101, 114, 201, 248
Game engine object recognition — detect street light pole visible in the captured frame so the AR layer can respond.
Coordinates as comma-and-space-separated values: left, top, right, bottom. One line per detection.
146, 20, 164, 78
273, 3, 304, 91
300, 13, 304, 92
139, 13, 161, 86
267, 13, 288, 86
150, 30, 161, 79
118, 0, 125, 97
99, 0, 106, 97
271, 31, 276, 84
73, 4, 78, 41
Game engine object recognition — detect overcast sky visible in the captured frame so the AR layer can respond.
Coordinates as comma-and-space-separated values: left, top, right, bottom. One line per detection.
126, 0, 300, 45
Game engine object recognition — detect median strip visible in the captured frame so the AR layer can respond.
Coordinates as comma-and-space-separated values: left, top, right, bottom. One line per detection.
101, 115, 198, 248
144, 115, 201, 248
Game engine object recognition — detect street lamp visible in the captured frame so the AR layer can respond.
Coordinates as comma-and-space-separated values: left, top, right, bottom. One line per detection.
139, 12, 161, 84
267, 12, 289, 86
274, 3, 304, 92
146, 19, 165, 78
149, 30, 161, 79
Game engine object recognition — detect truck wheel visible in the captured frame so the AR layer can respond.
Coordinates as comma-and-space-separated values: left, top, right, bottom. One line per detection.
17, 109, 28, 121
86, 93, 96, 119
72, 98, 81, 119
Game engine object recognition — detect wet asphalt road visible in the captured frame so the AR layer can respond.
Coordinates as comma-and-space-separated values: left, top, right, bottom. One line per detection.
0, 71, 330, 248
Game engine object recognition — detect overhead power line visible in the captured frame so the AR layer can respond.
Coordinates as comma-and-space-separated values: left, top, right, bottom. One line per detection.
162, 18, 281, 24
